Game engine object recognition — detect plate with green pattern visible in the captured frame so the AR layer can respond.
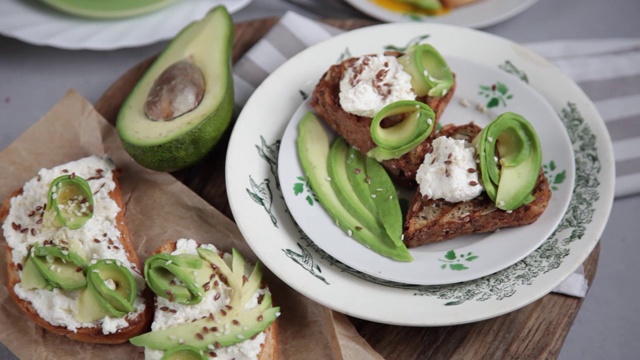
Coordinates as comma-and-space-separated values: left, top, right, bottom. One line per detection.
226, 23, 615, 325
277, 54, 573, 286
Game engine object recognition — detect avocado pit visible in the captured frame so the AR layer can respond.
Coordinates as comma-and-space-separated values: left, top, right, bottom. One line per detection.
144, 59, 205, 122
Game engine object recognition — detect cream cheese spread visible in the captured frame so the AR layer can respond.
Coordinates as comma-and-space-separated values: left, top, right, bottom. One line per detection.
339, 54, 416, 118
145, 238, 268, 360
2, 155, 146, 334
416, 137, 483, 202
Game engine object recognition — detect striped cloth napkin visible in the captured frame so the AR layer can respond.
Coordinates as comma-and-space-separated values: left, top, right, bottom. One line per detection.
233, 11, 640, 297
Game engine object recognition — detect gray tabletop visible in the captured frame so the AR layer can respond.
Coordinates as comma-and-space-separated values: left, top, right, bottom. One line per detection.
2, 0, 640, 359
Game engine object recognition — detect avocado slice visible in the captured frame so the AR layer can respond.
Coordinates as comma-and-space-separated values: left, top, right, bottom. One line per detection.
144, 253, 213, 305
30, 245, 87, 291
473, 112, 542, 210
367, 100, 436, 161
161, 345, 205, 360
116, 6, 234, 172
86, 259, 137, 317
20, 257, 48, 290
131, 248, 279, 352
297, 112, 412, 262
397, 43, 453, 97
364, 156, 404, 246
345, 146, 377, 216
396, 0, 442, 10
130, 293, 279, 351
76, 286, 110, 322
46, 174, 94, 230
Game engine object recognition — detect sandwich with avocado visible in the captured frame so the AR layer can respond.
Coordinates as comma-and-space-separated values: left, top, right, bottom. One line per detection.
130, 238, 279, 360
0, 155, 152, 343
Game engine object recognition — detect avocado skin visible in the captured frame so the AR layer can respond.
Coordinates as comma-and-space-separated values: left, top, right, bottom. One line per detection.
116, 6, 234, 172
120, 86, 233, 172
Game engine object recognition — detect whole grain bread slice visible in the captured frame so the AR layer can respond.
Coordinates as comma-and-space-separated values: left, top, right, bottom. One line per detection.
149, 240, 279, 360
1, 169, 153, 344
403, 123, 552, 248
309, 51, 456, 186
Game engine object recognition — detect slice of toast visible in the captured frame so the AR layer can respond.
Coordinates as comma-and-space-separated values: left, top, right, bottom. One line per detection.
403, 123, 552, 248
310, 51, 456, 185
142, 239, 278, 360
1, 156, 152, 344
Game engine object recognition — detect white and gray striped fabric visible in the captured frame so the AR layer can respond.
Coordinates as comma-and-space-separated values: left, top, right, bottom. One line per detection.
233, 11, 640, 200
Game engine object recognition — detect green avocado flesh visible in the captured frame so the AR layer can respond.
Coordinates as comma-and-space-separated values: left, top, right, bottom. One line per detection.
116, 6, 234, 172
397, 0, 442, 10
161, 345, 205, 360
47, 174, 94, 230
26, 245, 87, 291
297, 112, 412, 262
474, 112, 542, 210
86, 260, 137, 317
39, 0, 178, 19
398, 43, 453, 97
368, 100, 435, 161
145, 253, 213, 305
131, 248, 279, 352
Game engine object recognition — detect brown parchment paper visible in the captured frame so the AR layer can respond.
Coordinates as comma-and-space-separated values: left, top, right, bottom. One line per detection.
0, 90, 383, 360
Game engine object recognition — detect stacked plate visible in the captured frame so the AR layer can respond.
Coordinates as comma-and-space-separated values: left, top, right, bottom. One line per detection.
226, 23, 615, 326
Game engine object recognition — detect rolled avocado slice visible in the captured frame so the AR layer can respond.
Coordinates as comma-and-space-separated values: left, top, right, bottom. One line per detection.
46, 174, 94, 229
367, 100, 436, 161
161, 345, 205, 360
144, 253, 213, 305
116, 6, 234, 172
397, 43, 453, 97
473, 112, 542, 211
30, 245, 87, 291
86, 259, 137, 317
296, 111, 412, 262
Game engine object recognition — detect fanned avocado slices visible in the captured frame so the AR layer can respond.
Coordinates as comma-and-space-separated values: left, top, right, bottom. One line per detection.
130, 247, 279, 352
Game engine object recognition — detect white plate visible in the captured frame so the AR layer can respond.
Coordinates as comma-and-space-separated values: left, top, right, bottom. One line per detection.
345, 0, 538, 28
0, 0, 252, 50
226, 23, 615, 326
278, 54, 574, 286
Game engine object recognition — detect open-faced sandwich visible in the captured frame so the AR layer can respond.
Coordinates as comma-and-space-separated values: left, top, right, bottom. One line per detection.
129, 238, 279, 360
300, 41, 551, 260
0, 155, 152, 343
310, 44, 456, 186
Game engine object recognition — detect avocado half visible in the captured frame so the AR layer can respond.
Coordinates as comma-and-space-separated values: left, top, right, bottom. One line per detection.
116, 6, 234, 172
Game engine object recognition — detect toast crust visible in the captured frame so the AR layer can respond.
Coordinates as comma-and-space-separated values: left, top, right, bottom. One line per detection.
151, 240, 278, 360
403, 123, 552, 248
1, 166, 153, 344
310, 51, 456, 185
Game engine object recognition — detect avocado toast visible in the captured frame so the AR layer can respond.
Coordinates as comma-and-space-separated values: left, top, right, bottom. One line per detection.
0, 155, 152, 343
130, 238, 279, 360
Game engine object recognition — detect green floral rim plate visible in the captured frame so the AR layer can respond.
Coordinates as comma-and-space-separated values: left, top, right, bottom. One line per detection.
278, 55, 574, 286
226, 23, 615, 326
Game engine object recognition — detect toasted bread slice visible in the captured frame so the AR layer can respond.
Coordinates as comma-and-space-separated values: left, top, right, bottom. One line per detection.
310, 51, 456, 185
1, 156, 152, 344
441, 0, 477, 8
143, 239, 278, 360
403, 123, 552, 248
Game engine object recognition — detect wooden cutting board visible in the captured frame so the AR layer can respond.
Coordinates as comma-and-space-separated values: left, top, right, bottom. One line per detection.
95, 17, 600, 360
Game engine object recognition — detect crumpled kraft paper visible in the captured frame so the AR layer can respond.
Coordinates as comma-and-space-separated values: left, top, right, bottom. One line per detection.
0, 90, 382, 360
